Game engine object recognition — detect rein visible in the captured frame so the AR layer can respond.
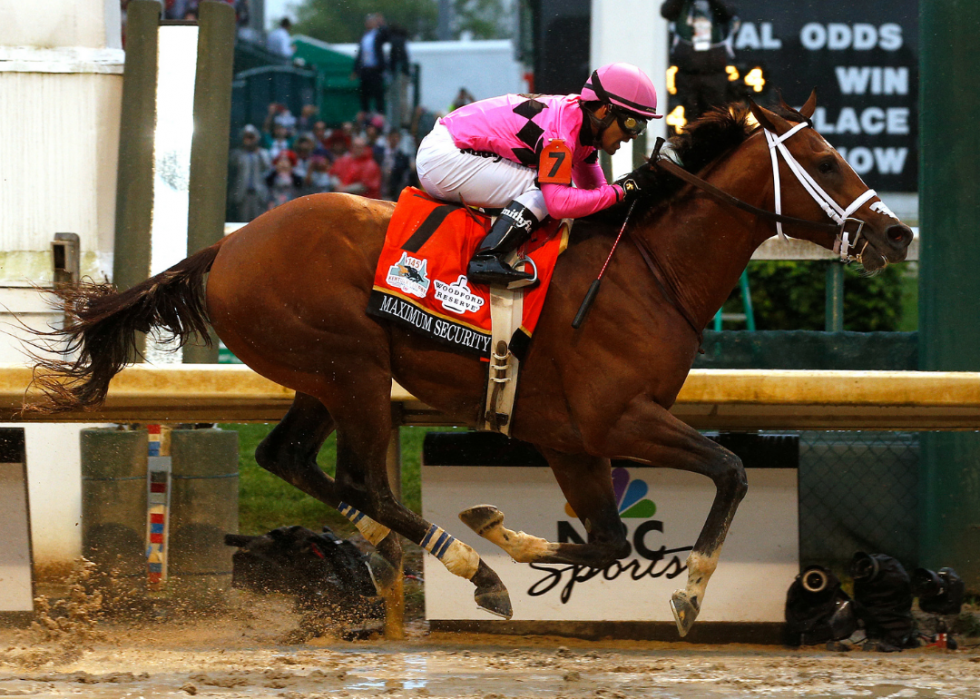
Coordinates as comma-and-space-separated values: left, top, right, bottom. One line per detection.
652, 125, 881, 264
652, 153, 839, 234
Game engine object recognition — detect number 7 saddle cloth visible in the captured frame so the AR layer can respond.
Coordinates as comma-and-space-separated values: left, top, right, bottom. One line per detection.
367, 187, 569, 360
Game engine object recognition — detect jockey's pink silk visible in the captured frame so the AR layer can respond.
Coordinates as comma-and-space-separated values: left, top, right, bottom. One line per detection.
440, 94, 625, 219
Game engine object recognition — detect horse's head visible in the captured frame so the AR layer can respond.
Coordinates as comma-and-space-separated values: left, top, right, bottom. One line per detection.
748, 92, 914, 272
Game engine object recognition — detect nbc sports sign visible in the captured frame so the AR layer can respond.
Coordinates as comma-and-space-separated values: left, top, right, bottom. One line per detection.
421, 434, 798, 623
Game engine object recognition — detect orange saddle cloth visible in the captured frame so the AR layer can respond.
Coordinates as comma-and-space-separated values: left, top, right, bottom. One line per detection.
367, 187, 569, 359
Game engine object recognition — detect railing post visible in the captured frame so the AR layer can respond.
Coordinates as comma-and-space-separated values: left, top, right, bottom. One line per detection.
825, 262, 844, 332
382, 406, 404, 640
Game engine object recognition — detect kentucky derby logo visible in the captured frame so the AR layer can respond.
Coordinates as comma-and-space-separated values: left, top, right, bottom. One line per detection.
564, 466, 657, 519
434, 275, 485, 315
387, 252, 430, 299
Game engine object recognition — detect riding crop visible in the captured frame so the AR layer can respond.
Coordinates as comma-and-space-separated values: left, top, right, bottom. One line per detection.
571, 199, 638, 329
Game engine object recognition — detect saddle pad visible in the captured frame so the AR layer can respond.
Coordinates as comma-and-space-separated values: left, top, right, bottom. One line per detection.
367, 187, 569, 359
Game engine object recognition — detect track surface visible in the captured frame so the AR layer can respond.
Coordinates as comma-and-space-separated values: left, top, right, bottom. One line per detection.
1, 595, 978, 699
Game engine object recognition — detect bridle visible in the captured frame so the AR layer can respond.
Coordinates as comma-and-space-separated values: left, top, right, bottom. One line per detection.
764, 122, 878, 263
652, 122, 882, 264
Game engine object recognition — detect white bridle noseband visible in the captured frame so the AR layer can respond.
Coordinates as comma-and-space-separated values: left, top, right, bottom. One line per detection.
765, 123, 879, 262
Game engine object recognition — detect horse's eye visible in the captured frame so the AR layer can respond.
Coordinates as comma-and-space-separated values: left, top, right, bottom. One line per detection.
818, 159, 837, 175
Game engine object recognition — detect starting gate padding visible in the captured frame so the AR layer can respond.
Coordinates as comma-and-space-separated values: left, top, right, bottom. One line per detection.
421, 432, 799, 642
0, 428, 33, 613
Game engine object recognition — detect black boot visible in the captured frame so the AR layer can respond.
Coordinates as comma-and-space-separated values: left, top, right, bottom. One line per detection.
467, 201, 541, 288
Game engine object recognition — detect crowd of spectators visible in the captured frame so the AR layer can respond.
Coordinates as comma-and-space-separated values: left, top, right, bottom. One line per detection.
228, 104, 425, 222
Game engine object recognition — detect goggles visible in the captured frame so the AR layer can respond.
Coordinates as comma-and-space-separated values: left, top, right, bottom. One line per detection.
616, 111, 648, 138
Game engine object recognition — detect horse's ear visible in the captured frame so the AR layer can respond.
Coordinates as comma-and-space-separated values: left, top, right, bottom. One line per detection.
799, 90, 818, 118
747, 99, 787, 133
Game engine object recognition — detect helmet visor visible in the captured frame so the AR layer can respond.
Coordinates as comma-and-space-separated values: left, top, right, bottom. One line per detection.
616, 111, 648, 138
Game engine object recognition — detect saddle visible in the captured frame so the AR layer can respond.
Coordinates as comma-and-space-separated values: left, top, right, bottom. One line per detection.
367, 187, 570, 434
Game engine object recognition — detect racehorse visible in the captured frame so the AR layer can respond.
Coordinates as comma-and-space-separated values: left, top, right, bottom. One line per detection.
31, 95, 913, 636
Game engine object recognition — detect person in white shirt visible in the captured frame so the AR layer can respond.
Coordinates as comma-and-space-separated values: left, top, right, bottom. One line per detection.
352, 13, 389, 114
266, 17, 294, 58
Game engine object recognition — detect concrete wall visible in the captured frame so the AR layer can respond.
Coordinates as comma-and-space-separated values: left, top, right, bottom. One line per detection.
0, 0, 123, 573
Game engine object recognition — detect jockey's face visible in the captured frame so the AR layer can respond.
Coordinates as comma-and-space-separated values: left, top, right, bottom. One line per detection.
595, 105, 635, 155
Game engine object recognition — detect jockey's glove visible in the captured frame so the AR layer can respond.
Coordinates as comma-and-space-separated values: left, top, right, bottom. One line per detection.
616, 163, 654, 203
619, 178, 641, 202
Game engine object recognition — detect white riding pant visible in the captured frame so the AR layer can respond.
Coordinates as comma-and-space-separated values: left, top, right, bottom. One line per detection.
416, 120, 549, 222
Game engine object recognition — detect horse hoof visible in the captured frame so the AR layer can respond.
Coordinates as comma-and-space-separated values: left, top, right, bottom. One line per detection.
366, 551, 398, 593
459, 504, 504, 536
475, 585, 513, 619
670, 590, 700, 637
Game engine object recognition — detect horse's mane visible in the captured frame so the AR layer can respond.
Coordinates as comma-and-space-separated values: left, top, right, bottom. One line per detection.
584, 101, 807, 228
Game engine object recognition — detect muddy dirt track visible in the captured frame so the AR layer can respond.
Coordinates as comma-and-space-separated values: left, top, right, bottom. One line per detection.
1, 594, 979, 699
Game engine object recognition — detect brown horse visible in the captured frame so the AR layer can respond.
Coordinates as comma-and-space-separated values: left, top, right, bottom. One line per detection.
33, 96, 913, 636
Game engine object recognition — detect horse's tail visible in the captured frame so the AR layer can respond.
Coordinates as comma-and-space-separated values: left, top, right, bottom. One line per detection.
29, 240, 226, 413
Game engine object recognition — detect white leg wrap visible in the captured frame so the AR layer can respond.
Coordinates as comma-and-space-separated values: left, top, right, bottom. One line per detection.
421, 524, 480, 580
338, 501, 391, 546
481, 523, 559, 563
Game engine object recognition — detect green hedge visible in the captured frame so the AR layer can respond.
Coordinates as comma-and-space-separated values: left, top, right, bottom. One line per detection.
722, 260, 912, 331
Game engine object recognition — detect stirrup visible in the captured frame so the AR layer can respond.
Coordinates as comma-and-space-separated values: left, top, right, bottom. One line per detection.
504, 257, 538, 290
467, 255, 537, 289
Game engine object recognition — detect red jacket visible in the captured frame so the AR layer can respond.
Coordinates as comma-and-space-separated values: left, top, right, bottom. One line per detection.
331, 150, 382, 199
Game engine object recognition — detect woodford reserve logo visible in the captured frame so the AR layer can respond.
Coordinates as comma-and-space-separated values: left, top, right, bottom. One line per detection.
434, 275, 485, 315
528, 467, 693, 603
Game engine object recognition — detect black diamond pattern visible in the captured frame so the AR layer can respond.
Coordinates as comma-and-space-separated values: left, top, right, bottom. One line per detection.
512, 99, 547, 119
515, 120, 544, 149
512, 147, 538, 167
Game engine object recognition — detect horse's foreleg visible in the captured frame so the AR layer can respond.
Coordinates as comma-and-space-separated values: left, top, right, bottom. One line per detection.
459, 450, 629, 568
598, 398, 747, 637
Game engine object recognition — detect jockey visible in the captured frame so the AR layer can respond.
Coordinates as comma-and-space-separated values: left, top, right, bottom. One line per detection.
415, 62, 664, 288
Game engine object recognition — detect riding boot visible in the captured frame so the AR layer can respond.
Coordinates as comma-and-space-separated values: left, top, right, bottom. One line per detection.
467, 201, 542, 288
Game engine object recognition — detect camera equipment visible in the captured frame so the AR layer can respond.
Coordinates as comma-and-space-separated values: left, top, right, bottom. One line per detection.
785, 565, 856, 646
912, 566, 965, 616
849, 552, 915, 650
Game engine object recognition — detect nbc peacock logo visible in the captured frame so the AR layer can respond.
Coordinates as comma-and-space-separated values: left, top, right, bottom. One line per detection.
564, 466, 657, 519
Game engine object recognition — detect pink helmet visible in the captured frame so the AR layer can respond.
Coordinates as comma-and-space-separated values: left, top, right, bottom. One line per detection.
580, 63, 663, 119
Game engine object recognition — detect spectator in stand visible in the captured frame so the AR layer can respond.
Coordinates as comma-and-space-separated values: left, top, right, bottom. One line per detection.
311, 121, 331, 154
410, 105, 439, 147
297, 104, 318, 133
364, 115, 386, 164
262, 105, 295, 160
265, 150, 303, 209
380, 130, 412, 201
352, 13, 389, 115
330, 136, 382, 199
228, 124, 272, 222
326, 133, 350, 163
450, 87, 476, 112
292, 133, 316, 178
267, 17, 295, 58
304, 155, 334, 194
324, 122, 354, 156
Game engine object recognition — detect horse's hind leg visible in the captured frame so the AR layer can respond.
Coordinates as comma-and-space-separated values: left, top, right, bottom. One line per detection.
254, 392, 392, 547
460, 449, 630, 567
326, 383, 513, 619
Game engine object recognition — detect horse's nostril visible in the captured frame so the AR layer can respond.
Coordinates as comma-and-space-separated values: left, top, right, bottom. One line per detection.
886, 225, 912, 246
